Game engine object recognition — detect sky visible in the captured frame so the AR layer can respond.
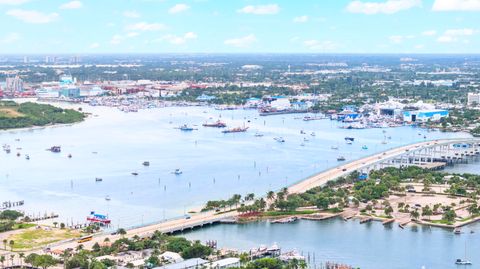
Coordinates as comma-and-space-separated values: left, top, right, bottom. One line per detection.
0, 0, 479, 54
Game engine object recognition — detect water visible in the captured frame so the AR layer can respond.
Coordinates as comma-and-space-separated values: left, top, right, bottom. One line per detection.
0, 105, 472, 228
181, 219, 480, 269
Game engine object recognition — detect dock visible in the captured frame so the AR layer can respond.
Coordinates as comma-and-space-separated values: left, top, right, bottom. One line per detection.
271, 216, 298, 224
300, 213, 339, 221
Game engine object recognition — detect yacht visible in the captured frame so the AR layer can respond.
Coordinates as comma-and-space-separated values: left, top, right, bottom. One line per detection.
455, 259, 472, 265
173, 169, 183, 175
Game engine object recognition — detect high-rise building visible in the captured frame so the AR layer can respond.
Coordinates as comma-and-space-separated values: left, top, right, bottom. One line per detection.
467, 92, 480, 106
5, 75, 24, 96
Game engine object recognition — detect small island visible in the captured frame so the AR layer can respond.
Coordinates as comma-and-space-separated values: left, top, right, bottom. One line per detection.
0, 101, 85, 130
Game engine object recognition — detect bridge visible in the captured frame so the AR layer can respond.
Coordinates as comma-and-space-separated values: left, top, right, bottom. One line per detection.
288, 138, 480, 194
48, 138, 480, 251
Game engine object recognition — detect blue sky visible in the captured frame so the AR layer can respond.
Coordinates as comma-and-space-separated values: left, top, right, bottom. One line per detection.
0, 0, 479, 54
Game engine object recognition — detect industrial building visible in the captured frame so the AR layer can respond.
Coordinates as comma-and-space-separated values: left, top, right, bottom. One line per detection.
403, 109, 449, 123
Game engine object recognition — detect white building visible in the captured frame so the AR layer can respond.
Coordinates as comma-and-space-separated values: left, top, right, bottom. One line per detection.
208, 258, 240, 269
467, 92, 480, 106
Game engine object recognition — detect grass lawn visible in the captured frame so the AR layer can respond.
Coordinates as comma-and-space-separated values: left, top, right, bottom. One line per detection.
12, 223, 36, 230
429, 219, 454, 225
8, 228, 81, 250
262, 210, 316, 217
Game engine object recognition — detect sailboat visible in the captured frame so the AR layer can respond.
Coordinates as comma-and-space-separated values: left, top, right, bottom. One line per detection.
455, 242, 472, 265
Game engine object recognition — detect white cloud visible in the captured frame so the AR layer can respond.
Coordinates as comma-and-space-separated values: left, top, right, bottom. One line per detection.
422, 30, 437, 36
224, 34, 257, 48
110, 35, 123, 45
126, 22, 166, 31
0, 32, 20, 43
293, 15, 309, 23
160, 32, 197, 45
303, 40, 337, 50
126, 32, 139, 38
0, 0, 30, 4
432, 0, 480, 11
6, 9, 59, 23
389, 35, 414, 43
414, 44, 425, 49
237, 4, 280, 15
60, 1, 82, 9
89, 42, 100, 49
346, 0, 421, 14
437, 28, 476, 43
168, 3, 190, 14
123, 10, 141, 18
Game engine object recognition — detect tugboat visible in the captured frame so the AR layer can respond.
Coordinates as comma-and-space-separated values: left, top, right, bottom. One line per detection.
142, 161, 150, 166
202, 120, 227, 128
172, 169, 183, 175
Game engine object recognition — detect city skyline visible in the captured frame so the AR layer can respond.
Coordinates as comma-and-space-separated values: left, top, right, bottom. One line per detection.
0, 0, 480, 54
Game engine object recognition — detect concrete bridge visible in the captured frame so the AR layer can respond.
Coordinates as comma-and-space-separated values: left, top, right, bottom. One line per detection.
49, 138, 480, 251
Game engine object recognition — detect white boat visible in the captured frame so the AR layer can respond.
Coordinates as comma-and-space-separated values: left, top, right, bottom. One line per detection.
331, 145, 339, 150
274, 137, 285, 143
173, 169, 183, 175
455, 242, 472, 265
310, 132, 316, 137
337, 156, 346, 161
346, 140, 353, 145
254, 132, 264, 137
105, 195, 111, 201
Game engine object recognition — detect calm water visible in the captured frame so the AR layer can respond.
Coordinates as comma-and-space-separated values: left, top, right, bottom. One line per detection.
0, 105, 472, 228
182, 219, 480, 269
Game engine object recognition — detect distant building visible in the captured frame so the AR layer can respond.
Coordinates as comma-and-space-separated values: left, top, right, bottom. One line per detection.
5, 76, 23, 96
196, 94, 216, 101
467, 92, 480, 106
155, 258, 207, 269
208, 258, 240, 269
403, 109, 449, 123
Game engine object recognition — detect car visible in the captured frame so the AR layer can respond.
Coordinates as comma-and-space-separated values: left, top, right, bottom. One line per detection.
342, 168, 347, 172
184, 214, 191, 219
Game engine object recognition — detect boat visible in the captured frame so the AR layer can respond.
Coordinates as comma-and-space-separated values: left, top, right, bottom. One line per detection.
179, 124, 195, 131
346, 140, 353, 145
454, 228, 461, 234
254, 132, 264, 137
304, 137, 309, 142
274, 137, 285, 143
131, 172, 139, 176
456, 259, 472, 265
95, 177, 103, 182
362, 145, 368, 150
104, 196, 110, 201
310, 132, 316, 137
337, 156, 346, 161
455, 242, 472, 265
222, 127, 249, 133
25, 154, 30, 160
68, 154, 72, 158
300, 130, 306, 134
344, 137, 355, 142
48, 146, 61, 153
300, 143, 305, 147
331, 145, 339, 150
142, 161, 150, 166
381, 140, 388, 144
202, 120, 227, 128
173, 169, 182, 175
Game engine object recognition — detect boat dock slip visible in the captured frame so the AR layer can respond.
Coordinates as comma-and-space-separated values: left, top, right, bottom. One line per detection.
382, 218, 395, 225
271, 216, 298, 223
299, 213, 339, 221
359, 217, 373, 224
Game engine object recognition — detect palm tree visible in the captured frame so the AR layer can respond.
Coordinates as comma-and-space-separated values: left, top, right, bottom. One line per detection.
267, 191, 275, 201
117, 228, 127, 237
61, 249, 71, 269
19, 253, 25, 269
282, 187, 289, 197
2, 239, 6, 250
9, 255, 14, 268
410, 210, 420, 220
9, 240, 14, 251
0, 255, 5, 269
